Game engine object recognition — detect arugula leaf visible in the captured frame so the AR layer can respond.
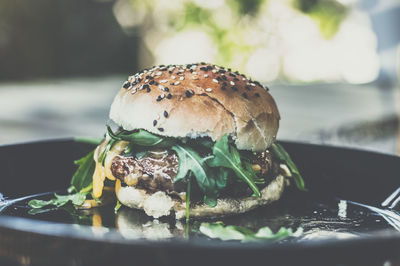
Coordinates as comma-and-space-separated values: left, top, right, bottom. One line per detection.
208, 135, 261, 197
73, 137, 102, 145
99, 138, 116, 165
28, 191, 88, 209
70, 150, 96, 192
271, 143, 306, 191
171, 144, 218, 207
107, 126, 175, 147
114, 200, 122, 213
199, 222, 303, 243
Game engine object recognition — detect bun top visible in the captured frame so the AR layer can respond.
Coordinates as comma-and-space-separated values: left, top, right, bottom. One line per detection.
109, 63, 280, 152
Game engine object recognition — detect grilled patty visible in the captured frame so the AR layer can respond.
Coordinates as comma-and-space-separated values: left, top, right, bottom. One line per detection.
111, 148, 278, 195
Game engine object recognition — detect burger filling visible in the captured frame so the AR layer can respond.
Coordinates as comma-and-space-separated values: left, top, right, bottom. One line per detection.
110, 147, 281, 201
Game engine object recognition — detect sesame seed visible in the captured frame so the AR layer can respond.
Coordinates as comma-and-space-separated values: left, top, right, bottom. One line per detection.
242, 92, 248, 99
230, 81, 235, 86
158, 85, 164, 90
250, 83, 256, 86
185, 90, 194, 98
245, 86, 251, 91
255, 93, 260, 97
145, 79, 149, 83
158, 127, 164, 132
229, 73, 235, 77
180, 76, 184, 80
160, 80, 168, 83
200, 67, 207, 71
222, 75, 227, 80
221, 85, 226, 90
161, 94, 165, 99
192, 71, 197, 75
167, 93, 172, 99
204, 74, 209, 78
212, 69, 217, 73
156, 71, 162, 76
153, 120, 157, 126
147, 87, 151, 92
171, 75, 176, 79
156, 95, 163, 101
164, 111, 168, 118
174, 81, 181, 85
212, 79, 219, 83
206, 88, 212, 92
164, 87, 169, 92
123, 81, 131, 89
192, 76, 199, 80
234, 77, 239, 81
143, 84, 150, 90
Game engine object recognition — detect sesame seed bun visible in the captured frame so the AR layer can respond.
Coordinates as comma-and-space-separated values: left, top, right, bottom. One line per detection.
109, 63, 280, 152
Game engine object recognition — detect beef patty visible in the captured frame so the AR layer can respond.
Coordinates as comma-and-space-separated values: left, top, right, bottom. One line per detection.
111, 148, 278, 195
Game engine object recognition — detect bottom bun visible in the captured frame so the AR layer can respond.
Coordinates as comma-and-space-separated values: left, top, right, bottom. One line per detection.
116, 174, 288, 219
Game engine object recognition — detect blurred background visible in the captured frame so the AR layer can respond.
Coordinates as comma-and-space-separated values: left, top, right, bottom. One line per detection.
1, 0, 400, 154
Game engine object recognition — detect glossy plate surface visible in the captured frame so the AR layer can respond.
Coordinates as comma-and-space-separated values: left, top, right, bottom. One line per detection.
0, 139, 400, 266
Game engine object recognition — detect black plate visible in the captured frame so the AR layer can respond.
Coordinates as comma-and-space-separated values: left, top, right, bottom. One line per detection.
0, 139, 400, 266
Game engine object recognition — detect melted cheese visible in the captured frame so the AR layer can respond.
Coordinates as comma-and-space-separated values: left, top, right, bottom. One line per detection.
115, 179, 121, 194
92, 140, 128, 198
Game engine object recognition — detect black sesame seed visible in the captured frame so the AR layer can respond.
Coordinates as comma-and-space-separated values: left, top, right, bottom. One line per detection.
147, 87, 151, 92
216, 76, 222, 81
145, 75, 151, 79
143, 84, 150, 90
265, 86, 270, 91
229, 73, 235, 77
222, 75, 227, 80
164, 87, 169, 92
223, 82, 227, 86
153, 120, 157, 126
232, 86, 238, 91
234, 77, 239, 82
161, 67, 168, 71
156, 95, 163, 101
255, 93, 260, 97
169, 70, 173, 74
164, 111, 168, 118
218, 69, 225, 73
234, 71, 240, 75
158, 127, 164, 132
160, 64, 165, 67
186, 64, 191, 69
185, 90, 194, 98
123, 81, 131, 89
245, 86, 251, 91
206, 65, 213, 70
149, 80, 155, 85
200, 62, 206, 65
190, 69, 193, 73
200, 67, 207, 71
221, 85, 226, 90
227, 68, 232, 71
167, 93, 172, 99
242, 92, 248, 99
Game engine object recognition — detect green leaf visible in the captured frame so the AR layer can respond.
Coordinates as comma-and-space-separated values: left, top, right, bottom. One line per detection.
208, 135, 261, 197
199, 222, 303, 243
171, 144, 218, 207
99, 138, 117, 165
70, 150, 96, 192
114, 200, 122, 213
107, 126, 175, 147
73, 137, 102, 145
28, 191, 88, 209
270, 143, 306, 191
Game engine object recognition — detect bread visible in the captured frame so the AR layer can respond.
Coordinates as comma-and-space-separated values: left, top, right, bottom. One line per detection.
116, 174, 287, 219
110, 63, 280, 152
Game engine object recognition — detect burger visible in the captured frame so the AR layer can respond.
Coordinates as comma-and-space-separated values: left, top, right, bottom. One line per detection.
31, 63, 301, 221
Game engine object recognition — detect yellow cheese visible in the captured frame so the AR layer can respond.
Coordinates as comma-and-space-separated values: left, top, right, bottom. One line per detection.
115, 179, 121, 194
92, 140, 128, 198
104, 141, 128, 181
